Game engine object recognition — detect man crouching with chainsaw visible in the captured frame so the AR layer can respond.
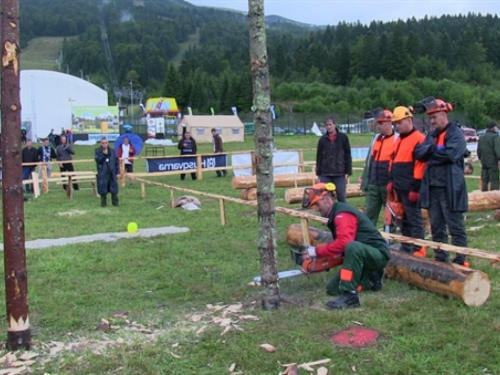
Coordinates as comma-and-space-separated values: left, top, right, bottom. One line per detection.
301, 182, 391, 309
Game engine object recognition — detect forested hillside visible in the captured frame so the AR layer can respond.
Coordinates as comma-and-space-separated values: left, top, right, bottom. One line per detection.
20, 0, 500, 125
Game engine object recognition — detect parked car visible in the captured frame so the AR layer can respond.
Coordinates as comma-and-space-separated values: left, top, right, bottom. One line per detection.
462, 127, 478, 142
273, 127, 285, 134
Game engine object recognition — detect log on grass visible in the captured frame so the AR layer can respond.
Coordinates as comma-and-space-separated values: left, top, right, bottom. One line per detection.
240, 188, 257, 200
284, 184, 365, 204
285, 224, 491, 306
232, 173, 318, 189
467, 190, 500, 211
386, 248, 490, 307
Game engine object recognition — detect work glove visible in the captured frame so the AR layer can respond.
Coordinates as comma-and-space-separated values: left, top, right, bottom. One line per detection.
386, 182, 394, 195
299, 244, 317, 257
436, 145, 445, 151
409, 191, 420, 203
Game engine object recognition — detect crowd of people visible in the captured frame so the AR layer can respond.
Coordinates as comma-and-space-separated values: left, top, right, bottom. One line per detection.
306, 96, 499, 310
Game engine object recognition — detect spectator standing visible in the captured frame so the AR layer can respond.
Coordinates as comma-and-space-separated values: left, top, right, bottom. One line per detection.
66, 128, 73, 144
211, 128, 227, 177
95, 137, 119, 207
22, 139, 38, 193
116, 136, 136, 185
315, 115, 352, 202
56, 135, 79, 191
37, 138, 57, 181
477, 121, 500, 191
415, 98, 469, 266
47, 129, 56, 148
361, 109, 397, 226
178, 131, 197, 181
21, 127, 27, 144
388, 106, 427, 257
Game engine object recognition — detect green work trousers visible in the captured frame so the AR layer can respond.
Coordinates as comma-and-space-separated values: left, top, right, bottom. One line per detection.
481, 167, 499, 191
337, 241, 389, 293
364, 184, 388, 227
326, 270, 372, 295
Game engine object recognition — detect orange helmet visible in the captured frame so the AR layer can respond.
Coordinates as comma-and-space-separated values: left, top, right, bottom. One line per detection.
376, 109, 393, 123
302, 182, 336, 208
425, 98, 453, 114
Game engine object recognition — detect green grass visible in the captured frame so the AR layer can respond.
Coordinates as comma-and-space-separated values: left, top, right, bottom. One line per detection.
21, 36, 65, 71
1, 135, 499, 374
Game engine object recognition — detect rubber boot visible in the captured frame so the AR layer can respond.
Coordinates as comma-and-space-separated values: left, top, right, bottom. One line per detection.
452, 254, 469, 268
325, 291, 360, 310
111, 193, 119, 207
100, 194, 107, 207
368, 269, 385, 292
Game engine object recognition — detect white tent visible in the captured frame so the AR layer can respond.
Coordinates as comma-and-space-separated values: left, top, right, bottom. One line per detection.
177, 115, 245, 143
20, 70, 107, 139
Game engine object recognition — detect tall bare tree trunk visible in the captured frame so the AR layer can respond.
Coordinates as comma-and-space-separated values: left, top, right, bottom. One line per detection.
1, 0, 31, 349
248, 0, 280, 310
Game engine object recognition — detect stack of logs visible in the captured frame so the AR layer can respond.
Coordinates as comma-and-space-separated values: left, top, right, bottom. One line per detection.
286, 224, 491, 306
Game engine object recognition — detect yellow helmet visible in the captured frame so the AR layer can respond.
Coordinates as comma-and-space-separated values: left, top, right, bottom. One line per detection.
392, 106, 413, 122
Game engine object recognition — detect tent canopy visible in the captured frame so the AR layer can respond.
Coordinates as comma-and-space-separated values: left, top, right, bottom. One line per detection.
177, 115, 245, 144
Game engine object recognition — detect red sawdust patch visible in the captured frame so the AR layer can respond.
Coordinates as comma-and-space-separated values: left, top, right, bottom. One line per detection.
330, 326, 380, 348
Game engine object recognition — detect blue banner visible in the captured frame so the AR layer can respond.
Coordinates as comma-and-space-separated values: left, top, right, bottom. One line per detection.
146, 154, 227, 173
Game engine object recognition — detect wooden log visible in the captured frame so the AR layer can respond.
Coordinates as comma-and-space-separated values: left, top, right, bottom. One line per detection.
468, 190, 500, 211
386, 248, 490, 306
285, 224, 491, 306
240, 188, 257, 200
232, 173, 318, 189
284, 184, 365, 204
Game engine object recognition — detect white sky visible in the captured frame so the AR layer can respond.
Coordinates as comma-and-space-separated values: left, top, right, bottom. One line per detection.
187, 0, 498, 26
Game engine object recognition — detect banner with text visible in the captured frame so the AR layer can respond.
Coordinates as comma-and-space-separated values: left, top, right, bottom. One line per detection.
146, 154, 227, 173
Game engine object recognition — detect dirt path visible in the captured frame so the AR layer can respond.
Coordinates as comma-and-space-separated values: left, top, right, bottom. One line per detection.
0, 226, 189, 251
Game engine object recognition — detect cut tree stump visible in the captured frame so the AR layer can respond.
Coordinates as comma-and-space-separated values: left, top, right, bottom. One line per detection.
232, 173, 318, 189
285, 224, 491, 306
284, 184, 365, 204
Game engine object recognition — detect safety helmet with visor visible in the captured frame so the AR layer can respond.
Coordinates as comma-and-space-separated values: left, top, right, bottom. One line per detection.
302, 182, 336, 209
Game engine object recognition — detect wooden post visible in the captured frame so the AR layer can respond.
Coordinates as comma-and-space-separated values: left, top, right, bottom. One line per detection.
31, 171, 39, 198
196, 154, 203, 181
300, 218, 310, 245
41, 164, 48, 193
250, 151, 256, 175
219, 198, 227, 226
119, 159, 126, 187
170, 188, 175, 208
141, 182, 146, 198
66, 176, 72, 199
298, 150, 304, 173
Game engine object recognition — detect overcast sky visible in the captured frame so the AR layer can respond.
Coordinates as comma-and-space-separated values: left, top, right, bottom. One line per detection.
187, 0, 498, 26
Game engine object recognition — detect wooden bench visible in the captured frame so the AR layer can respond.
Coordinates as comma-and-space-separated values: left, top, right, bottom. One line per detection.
55, 171, 99, 199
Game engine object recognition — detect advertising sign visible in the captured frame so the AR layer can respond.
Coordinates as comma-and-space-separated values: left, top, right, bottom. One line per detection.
146, 154, 227, 173
71, 106, 119, 134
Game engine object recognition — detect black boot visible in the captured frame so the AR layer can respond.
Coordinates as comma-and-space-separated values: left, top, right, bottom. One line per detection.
111, 193, 119, 207
100, 194, 107, 207
368, 269, 385, 292
325, 291, 360, 310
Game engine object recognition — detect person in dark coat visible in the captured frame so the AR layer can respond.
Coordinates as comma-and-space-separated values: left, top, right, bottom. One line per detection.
22, 139, 38, 193
315, 116, 352, 202
178, 131, 197, 181
414, 97, 469, 267
56, 135, 79, 191
477, 121, 500, 191
211, 128, 226, 177
95, 137, 119, 207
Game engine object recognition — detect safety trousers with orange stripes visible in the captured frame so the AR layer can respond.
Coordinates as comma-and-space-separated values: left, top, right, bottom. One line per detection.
334, 241, 389, 293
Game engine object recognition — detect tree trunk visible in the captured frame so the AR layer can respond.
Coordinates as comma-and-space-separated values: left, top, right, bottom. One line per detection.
232, 172, 318, 189
248, 0, 280, 310
285, 224, 491, 306
1, 0, 31, 349
284, 184, 365, 204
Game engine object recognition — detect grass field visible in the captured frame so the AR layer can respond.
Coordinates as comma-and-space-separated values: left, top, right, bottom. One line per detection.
1, 134, 499, 375
21, 36, 64, 71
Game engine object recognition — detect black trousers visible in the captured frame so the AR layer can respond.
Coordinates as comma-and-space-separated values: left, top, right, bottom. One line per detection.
396, 189, 425, 253
60, 163, 79, 190
428, 186, 467, 262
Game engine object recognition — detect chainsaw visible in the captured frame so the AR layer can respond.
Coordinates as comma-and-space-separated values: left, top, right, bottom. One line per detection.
253, 246, 344, 283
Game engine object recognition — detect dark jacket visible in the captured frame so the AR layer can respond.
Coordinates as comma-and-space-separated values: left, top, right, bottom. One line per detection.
95, 146, 119, 195
361, 132, 397, 190
328, 202, 390, 258
56, 144, 75, 161
37, 145, 57, 162
213, 134, 223, 153
415, 121, 468, 212
316, 131, 352, 177
477, 129, 500, 168
178, 137, 197, 155
22, 146, 38, 164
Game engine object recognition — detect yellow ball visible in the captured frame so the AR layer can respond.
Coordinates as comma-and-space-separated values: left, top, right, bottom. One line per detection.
127, 222, 138, 233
